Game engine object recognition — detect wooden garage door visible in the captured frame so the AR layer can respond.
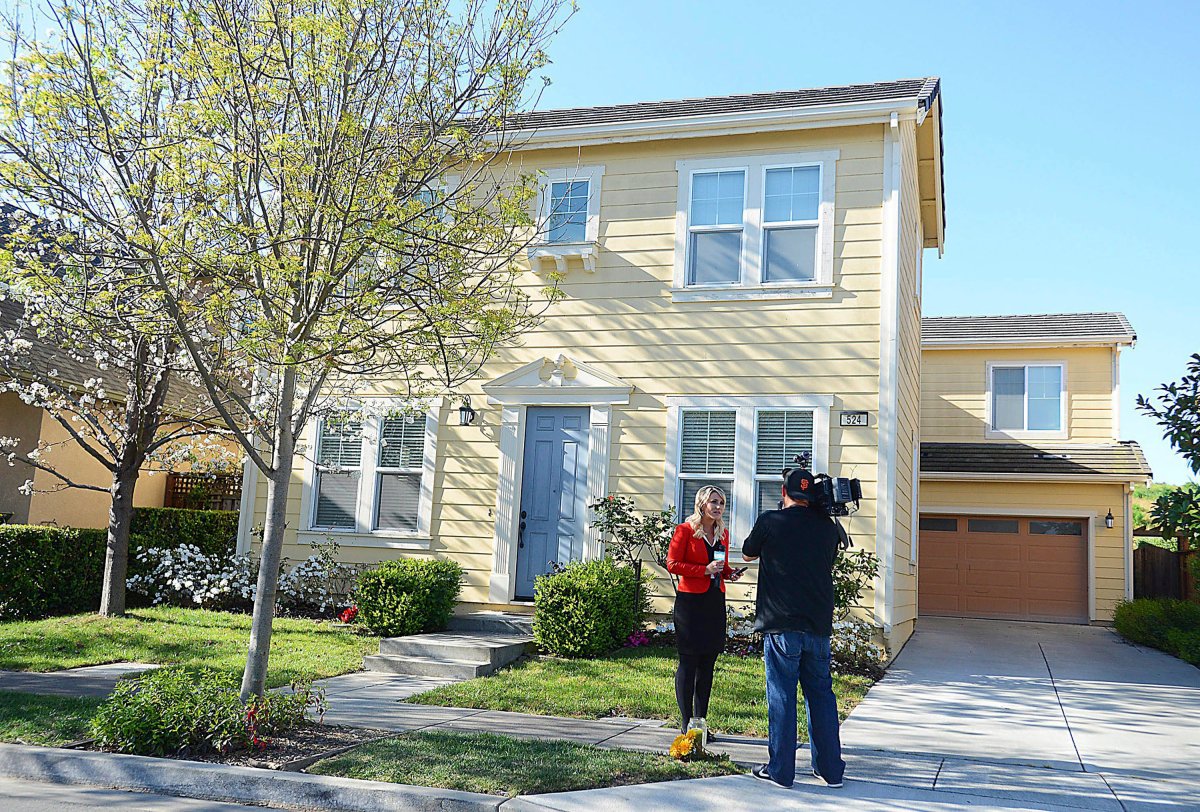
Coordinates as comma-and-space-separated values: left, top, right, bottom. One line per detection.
918, 514, 1088, 623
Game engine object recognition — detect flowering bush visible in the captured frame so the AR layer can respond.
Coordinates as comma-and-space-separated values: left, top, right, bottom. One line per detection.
625, 630, 650, 647
829, 617, 887, 676
126, 540, 356, 616
337, 605, 359, 624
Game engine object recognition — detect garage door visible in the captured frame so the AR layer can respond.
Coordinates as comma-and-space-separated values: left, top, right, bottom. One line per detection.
918, 514, 1088, 623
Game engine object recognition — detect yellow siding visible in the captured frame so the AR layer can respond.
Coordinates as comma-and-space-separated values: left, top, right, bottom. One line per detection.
919, 480, 1129, 620
920, 346, 1116, 443
891, 118, 924, 632
260, 125, 891, 611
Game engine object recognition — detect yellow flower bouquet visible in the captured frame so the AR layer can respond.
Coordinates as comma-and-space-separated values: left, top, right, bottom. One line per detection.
668, 728, 704, 761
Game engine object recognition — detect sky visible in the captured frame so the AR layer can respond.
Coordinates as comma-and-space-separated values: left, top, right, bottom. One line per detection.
531, 0, 1200, 484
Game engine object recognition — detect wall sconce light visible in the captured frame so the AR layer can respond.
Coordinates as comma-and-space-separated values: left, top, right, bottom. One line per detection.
458, 399, 477, 427
1104, 509, 1114, 530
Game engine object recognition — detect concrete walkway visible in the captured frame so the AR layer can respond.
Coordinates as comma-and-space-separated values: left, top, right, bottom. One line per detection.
0, 663, 158, 697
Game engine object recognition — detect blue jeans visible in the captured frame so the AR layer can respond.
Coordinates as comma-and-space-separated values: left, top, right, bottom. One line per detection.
764, 631, 844, 787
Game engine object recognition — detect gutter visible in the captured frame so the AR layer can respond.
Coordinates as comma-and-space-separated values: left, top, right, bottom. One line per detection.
921, 337, 1136, 350
920, 471, 1150, 485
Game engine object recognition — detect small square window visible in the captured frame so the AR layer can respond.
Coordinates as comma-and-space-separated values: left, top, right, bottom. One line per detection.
991, 365, 1063, 432
547, 181, 588, 243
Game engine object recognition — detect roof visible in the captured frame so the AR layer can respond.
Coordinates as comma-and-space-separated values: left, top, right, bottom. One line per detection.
922, 313, 1137, 347
920, 442, 1152, 481
505, 77, 941, 131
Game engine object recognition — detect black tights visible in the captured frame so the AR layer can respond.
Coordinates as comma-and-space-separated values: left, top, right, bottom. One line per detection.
675, 652, 718, 730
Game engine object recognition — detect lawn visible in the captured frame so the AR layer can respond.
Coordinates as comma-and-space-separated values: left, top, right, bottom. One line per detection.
308, 730, 742, 796
407, 644, 873, 738
0, 691, 103, 746
0, 607, 377, 688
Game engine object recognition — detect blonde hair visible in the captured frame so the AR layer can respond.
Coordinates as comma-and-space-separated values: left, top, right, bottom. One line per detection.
685, 484, 727, 543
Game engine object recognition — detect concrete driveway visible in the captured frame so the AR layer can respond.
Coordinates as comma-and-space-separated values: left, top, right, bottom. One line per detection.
839, 616, 1200, 809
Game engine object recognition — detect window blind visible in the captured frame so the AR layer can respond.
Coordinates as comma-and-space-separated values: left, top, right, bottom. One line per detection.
680, 410, 736, 474
378, 415, 425, 469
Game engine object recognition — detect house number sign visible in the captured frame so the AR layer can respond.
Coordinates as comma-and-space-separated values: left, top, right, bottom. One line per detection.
840, 411, 869, 427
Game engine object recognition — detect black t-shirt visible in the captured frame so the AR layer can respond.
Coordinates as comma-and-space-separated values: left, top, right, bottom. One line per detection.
741, 505, 841, 637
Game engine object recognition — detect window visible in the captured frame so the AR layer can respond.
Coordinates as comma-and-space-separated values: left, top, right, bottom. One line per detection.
967, 518, 1019, 534
919, 516, 958, 532
307, 405, 437, 539
989, 363, 1065, 435
665, 396, 832, 541
677, 410, 736, 520
313, 414, 363, 530
1030, 520, 1083, 536
547, 181, 589, 244
674, 150, 838, 301
687, 170, 745, 285
529, 165, 605, 274
753, 410, 814, 517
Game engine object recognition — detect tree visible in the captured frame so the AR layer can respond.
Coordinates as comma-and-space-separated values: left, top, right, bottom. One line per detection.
1138, 353, 1200, 582
0, 210, 231, 617
0, 0, 569, 698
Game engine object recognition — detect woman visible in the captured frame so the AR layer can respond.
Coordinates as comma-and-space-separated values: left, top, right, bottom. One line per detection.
666, 485, 742, 737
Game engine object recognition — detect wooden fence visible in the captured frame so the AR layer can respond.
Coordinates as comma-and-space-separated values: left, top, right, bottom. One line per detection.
164, 472, 242, 512
1133, 532, 1195, 601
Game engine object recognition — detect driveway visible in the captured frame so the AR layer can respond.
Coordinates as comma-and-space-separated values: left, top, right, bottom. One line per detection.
839, 616, 1200, 809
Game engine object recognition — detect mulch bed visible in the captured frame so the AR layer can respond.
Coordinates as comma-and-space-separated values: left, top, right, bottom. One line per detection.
87, 723, 395, 771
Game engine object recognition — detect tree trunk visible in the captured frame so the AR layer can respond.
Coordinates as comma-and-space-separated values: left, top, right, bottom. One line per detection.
240, 369, 297, 701
99, 462, 140, 617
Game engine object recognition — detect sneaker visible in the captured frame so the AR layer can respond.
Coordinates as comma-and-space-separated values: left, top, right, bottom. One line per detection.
752, 764, 792, 788
812, 769, 844, 789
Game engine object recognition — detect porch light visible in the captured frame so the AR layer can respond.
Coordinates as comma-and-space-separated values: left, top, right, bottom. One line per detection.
458, 399, 477, 426
1104, 510, 1114, 529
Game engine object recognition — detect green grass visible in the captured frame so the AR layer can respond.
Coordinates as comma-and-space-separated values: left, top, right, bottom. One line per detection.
0, 691, 103, 746
408, 645, 873, 738
308, 730, 742, 796
0, 607, 377, 688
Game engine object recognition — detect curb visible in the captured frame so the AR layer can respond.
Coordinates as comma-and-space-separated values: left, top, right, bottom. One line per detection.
0, 742, 503, 811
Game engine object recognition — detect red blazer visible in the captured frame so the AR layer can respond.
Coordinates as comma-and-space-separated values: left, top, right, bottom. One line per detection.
666, 523, 734, 594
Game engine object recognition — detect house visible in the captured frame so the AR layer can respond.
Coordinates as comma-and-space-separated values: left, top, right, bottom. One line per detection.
0, 295, 241, 528
916, 312, 1150, 624
237, 77, 945, 649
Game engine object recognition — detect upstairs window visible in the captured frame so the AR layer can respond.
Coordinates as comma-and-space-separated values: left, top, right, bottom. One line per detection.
989, 364, 1065, 434
674, 150, 838, 300
547, 181, 589, 244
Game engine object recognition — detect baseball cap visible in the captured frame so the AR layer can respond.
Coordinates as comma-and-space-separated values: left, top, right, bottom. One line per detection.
784, 468, 816, 500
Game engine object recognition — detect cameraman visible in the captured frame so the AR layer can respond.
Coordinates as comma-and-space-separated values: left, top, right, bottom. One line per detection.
741, 467, 845, 790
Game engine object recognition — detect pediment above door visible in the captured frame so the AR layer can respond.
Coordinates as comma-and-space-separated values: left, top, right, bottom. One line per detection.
482, 354, 632, 406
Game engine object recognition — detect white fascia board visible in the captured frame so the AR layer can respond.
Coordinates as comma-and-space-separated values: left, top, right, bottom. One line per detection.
495, 100, 922, 151
919, 471, 1147, 485
921, 337, 1135, 350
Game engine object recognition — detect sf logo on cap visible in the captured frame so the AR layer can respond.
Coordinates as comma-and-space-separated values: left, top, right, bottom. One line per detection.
800, 478, 810, 490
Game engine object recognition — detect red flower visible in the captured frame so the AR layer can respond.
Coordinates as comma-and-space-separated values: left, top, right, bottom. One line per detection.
338, 605, 358, 623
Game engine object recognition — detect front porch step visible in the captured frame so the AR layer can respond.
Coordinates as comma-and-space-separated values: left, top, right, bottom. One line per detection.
363, 653, 494, 679
447, 611, 534, 636
378, 632, 532, 665
364, 625, 534, 679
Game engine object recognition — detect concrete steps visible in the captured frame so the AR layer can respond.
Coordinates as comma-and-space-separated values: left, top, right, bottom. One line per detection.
363, 613, 534, 679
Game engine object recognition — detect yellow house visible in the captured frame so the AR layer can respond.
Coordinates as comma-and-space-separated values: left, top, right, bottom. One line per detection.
917, 313, 1150, 624
237, 78, 947, 650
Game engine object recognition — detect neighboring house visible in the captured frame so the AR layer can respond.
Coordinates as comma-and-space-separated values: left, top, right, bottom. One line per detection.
0, 297, 239, 528
239, 77, 945, 649
917, 313, 1150, 624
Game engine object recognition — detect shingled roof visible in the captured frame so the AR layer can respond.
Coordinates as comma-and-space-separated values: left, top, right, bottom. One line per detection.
505, 77, 941, 131
922, 313, 1136, 346
921, 442, 1152, 481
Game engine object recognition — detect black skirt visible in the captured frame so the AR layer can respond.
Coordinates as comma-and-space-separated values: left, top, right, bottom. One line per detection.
673, 580, 726, 658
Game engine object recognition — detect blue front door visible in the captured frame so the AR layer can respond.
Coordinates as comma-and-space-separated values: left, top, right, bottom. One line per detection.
515, 407, 590, 600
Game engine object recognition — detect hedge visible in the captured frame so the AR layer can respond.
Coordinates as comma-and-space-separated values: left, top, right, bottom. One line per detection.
533, 558, 649, 658
1113, 598, 1200, 666
0, 507, 240, 621
354, 559, 463, 637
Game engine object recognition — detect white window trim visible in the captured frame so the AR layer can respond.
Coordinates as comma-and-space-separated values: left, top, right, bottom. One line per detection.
529, 165, 605, 274
984, 361, 1069, 440
664, 395, 833, 543
672, 150, 839, 302
298, 401, 439, 548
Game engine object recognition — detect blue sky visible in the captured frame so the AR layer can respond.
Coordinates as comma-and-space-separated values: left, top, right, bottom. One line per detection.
535, 0, 1200, 484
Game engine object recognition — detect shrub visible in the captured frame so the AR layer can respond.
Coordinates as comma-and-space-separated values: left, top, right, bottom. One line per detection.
534, 557, 649, 658
129, 507, 240, 560
90, 666, 324, 756
1114, 598, 1200, 666
0, 525, 106, 619
354, 559, 463, 637
833, 548, 880, 620
830, 617, 887, 677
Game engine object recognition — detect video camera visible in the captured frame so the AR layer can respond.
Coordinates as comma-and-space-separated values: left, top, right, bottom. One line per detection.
782, 454, 862, 517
